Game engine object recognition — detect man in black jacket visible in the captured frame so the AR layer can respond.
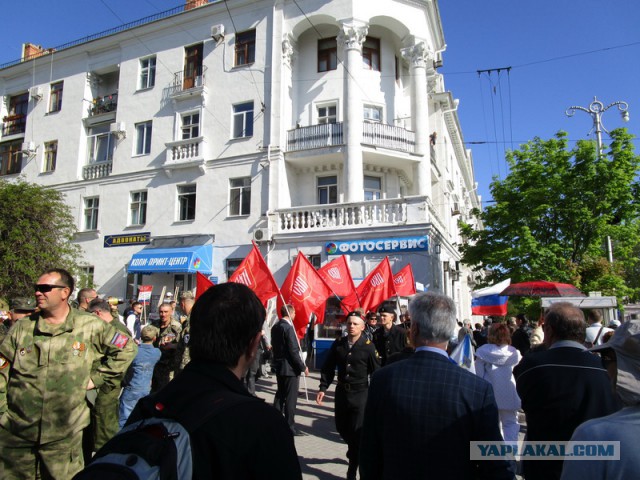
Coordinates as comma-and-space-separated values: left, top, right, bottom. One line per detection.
127, 283, 302, 479
514, 302, 620, 480
372, 306, 406, 365
271, 304, 309, 436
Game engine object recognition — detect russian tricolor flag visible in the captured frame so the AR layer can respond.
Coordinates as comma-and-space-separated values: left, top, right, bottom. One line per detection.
471, 279, 511, 316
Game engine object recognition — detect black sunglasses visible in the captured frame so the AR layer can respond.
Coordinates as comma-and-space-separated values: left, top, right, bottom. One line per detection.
34, 284, 67, 293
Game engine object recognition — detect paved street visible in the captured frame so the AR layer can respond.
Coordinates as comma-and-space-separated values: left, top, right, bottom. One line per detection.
255, 370, 351, 480
255, 369, 526, 480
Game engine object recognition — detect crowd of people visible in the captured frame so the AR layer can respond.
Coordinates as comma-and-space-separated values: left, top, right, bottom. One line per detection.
0, 268, 638, 480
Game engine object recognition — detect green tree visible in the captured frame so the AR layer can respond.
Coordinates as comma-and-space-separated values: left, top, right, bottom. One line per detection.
460, 129, 640, 301
0, 178, 81, 300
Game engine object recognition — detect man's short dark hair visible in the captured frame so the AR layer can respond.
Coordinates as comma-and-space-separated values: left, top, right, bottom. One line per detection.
280, 304, 294, 318
586, 309, 603, 325
189, 282, 265, 368
544, 302, 586, 343
131, 301, 142, 309
44, 268, 75, 293
516, 313, 529, 326
87, 298, 111, 314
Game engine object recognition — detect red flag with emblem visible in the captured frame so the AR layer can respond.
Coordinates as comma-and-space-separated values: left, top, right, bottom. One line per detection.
318, 255, 356, 298
393, 264, 416, 297
229, 242, 280, 307
343, 257, 396, 312
278, 253, 333, 330
195, 272, 215, 301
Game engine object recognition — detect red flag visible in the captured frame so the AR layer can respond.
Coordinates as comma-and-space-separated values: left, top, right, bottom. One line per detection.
195, 272, 215, 301
318, 255, 357, 297
229, 242, 280, 307
279, 253, 333, 330
344, 257, 396, 313
393, 264, 416, 297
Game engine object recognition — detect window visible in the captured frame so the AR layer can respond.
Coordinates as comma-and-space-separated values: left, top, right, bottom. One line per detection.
87, 125, 115, 163
229, 177, 251, 216
183, 43, 203, 90
43, 141, 57, 172
0, 141, 22, 176
317, 175, 337, 204
130, 191, 148, 226
135, 121, 152, 155
364, 175, 382, 201
363, 105, 382, 122
235, 30, 256, 66
318, 37, 337, 72
49, 82, 63, 113
177, 184, 196, 221
84, 197, 100, 231
78, 266, 95, 289
308, 255, 321, 269
317, 104, 337, 124
226, 258, 243, 280
233, 102, 254, 138
139, 56, 156, 89
363, 37, 380, 71
181, 113, 200, 140
3, 93, 28, 136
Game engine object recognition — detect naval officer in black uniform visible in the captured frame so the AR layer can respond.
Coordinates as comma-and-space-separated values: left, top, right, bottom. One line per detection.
317, 311, 380, 480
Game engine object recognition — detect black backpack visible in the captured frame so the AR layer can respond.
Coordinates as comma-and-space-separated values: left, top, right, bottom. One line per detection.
73, 389, 252, 480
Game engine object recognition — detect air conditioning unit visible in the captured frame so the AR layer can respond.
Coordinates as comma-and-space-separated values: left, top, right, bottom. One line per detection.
211, 24, 225, 41
29, 86, 42, 100
194, 75, 203, 87
252, 228, 270, 243
110, 121, 126, 139
21, 141, 35, 152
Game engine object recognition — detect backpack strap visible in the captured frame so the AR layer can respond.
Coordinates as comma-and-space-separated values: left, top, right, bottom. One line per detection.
593, 325, 605, 346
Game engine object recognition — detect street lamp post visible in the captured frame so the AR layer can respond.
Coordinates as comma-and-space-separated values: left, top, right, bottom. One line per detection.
565, 96, 630, 263
566, 96, 630, 155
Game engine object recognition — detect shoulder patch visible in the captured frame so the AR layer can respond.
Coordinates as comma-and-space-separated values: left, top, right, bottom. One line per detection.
110, 332, 129, 349
0, 354, 9, 369
365, 339, 371, 345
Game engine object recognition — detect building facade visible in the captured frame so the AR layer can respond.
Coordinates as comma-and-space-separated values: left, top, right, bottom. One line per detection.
0, 0, 482, 319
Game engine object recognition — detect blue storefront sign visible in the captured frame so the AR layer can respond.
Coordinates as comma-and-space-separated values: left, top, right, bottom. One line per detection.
325, 235, 429, 255
128, 245, 213, 274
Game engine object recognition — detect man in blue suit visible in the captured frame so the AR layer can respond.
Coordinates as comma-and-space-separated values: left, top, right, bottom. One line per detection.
359, 292, 513, 480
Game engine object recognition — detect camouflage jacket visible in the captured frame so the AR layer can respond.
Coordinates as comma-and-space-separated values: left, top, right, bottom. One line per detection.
0, 308, 137, 443
176, 317, 191, 373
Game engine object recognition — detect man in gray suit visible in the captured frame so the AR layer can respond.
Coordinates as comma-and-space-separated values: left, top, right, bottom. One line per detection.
271, 304, 308, 436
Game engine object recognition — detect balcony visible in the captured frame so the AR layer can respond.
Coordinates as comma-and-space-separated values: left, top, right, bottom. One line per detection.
169, 66, 206, 102
2, 114, 26, 136
163, 137, 205, 175
89, 93, 118, 116
82, 161, 112, 180
362, 122, 415, 153
287, 123, 344, 152
286, 122, 415, 154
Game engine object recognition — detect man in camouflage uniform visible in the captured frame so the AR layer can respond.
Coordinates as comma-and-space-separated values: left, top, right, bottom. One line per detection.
175, 291, 195, 374
0, 268, 135, 479
151, 302, 182, 392
84, 298, 137, 457
1, 298, 37, 344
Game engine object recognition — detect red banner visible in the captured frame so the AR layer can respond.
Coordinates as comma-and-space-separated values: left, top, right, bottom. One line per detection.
279, 253, 333, 330
195, 272, 215, 301
318, 255, 357, 297
343, 257, 396, 313
229, 242, 280, 307
393, 264, 416, 297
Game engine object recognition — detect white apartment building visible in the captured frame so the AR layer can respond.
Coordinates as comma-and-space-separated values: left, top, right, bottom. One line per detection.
0, 0, 482, 320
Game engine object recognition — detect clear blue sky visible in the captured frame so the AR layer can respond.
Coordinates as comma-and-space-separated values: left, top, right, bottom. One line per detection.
2, 0, 639, 205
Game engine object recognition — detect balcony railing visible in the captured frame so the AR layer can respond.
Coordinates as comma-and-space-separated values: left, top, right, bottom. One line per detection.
362, 122, 415, 153
165, 137, 203, 165
89, 93, 118, 116
83, 161, 112, 180
287, 122, 344, 152
2, 114, 26, 136
275, 197, 409, 233
172, 66, 206, 91
286, 122, 415, 154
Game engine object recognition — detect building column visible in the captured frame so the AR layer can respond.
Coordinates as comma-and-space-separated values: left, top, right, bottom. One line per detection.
402, 41, 434, 199
339, 21, 368, 203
